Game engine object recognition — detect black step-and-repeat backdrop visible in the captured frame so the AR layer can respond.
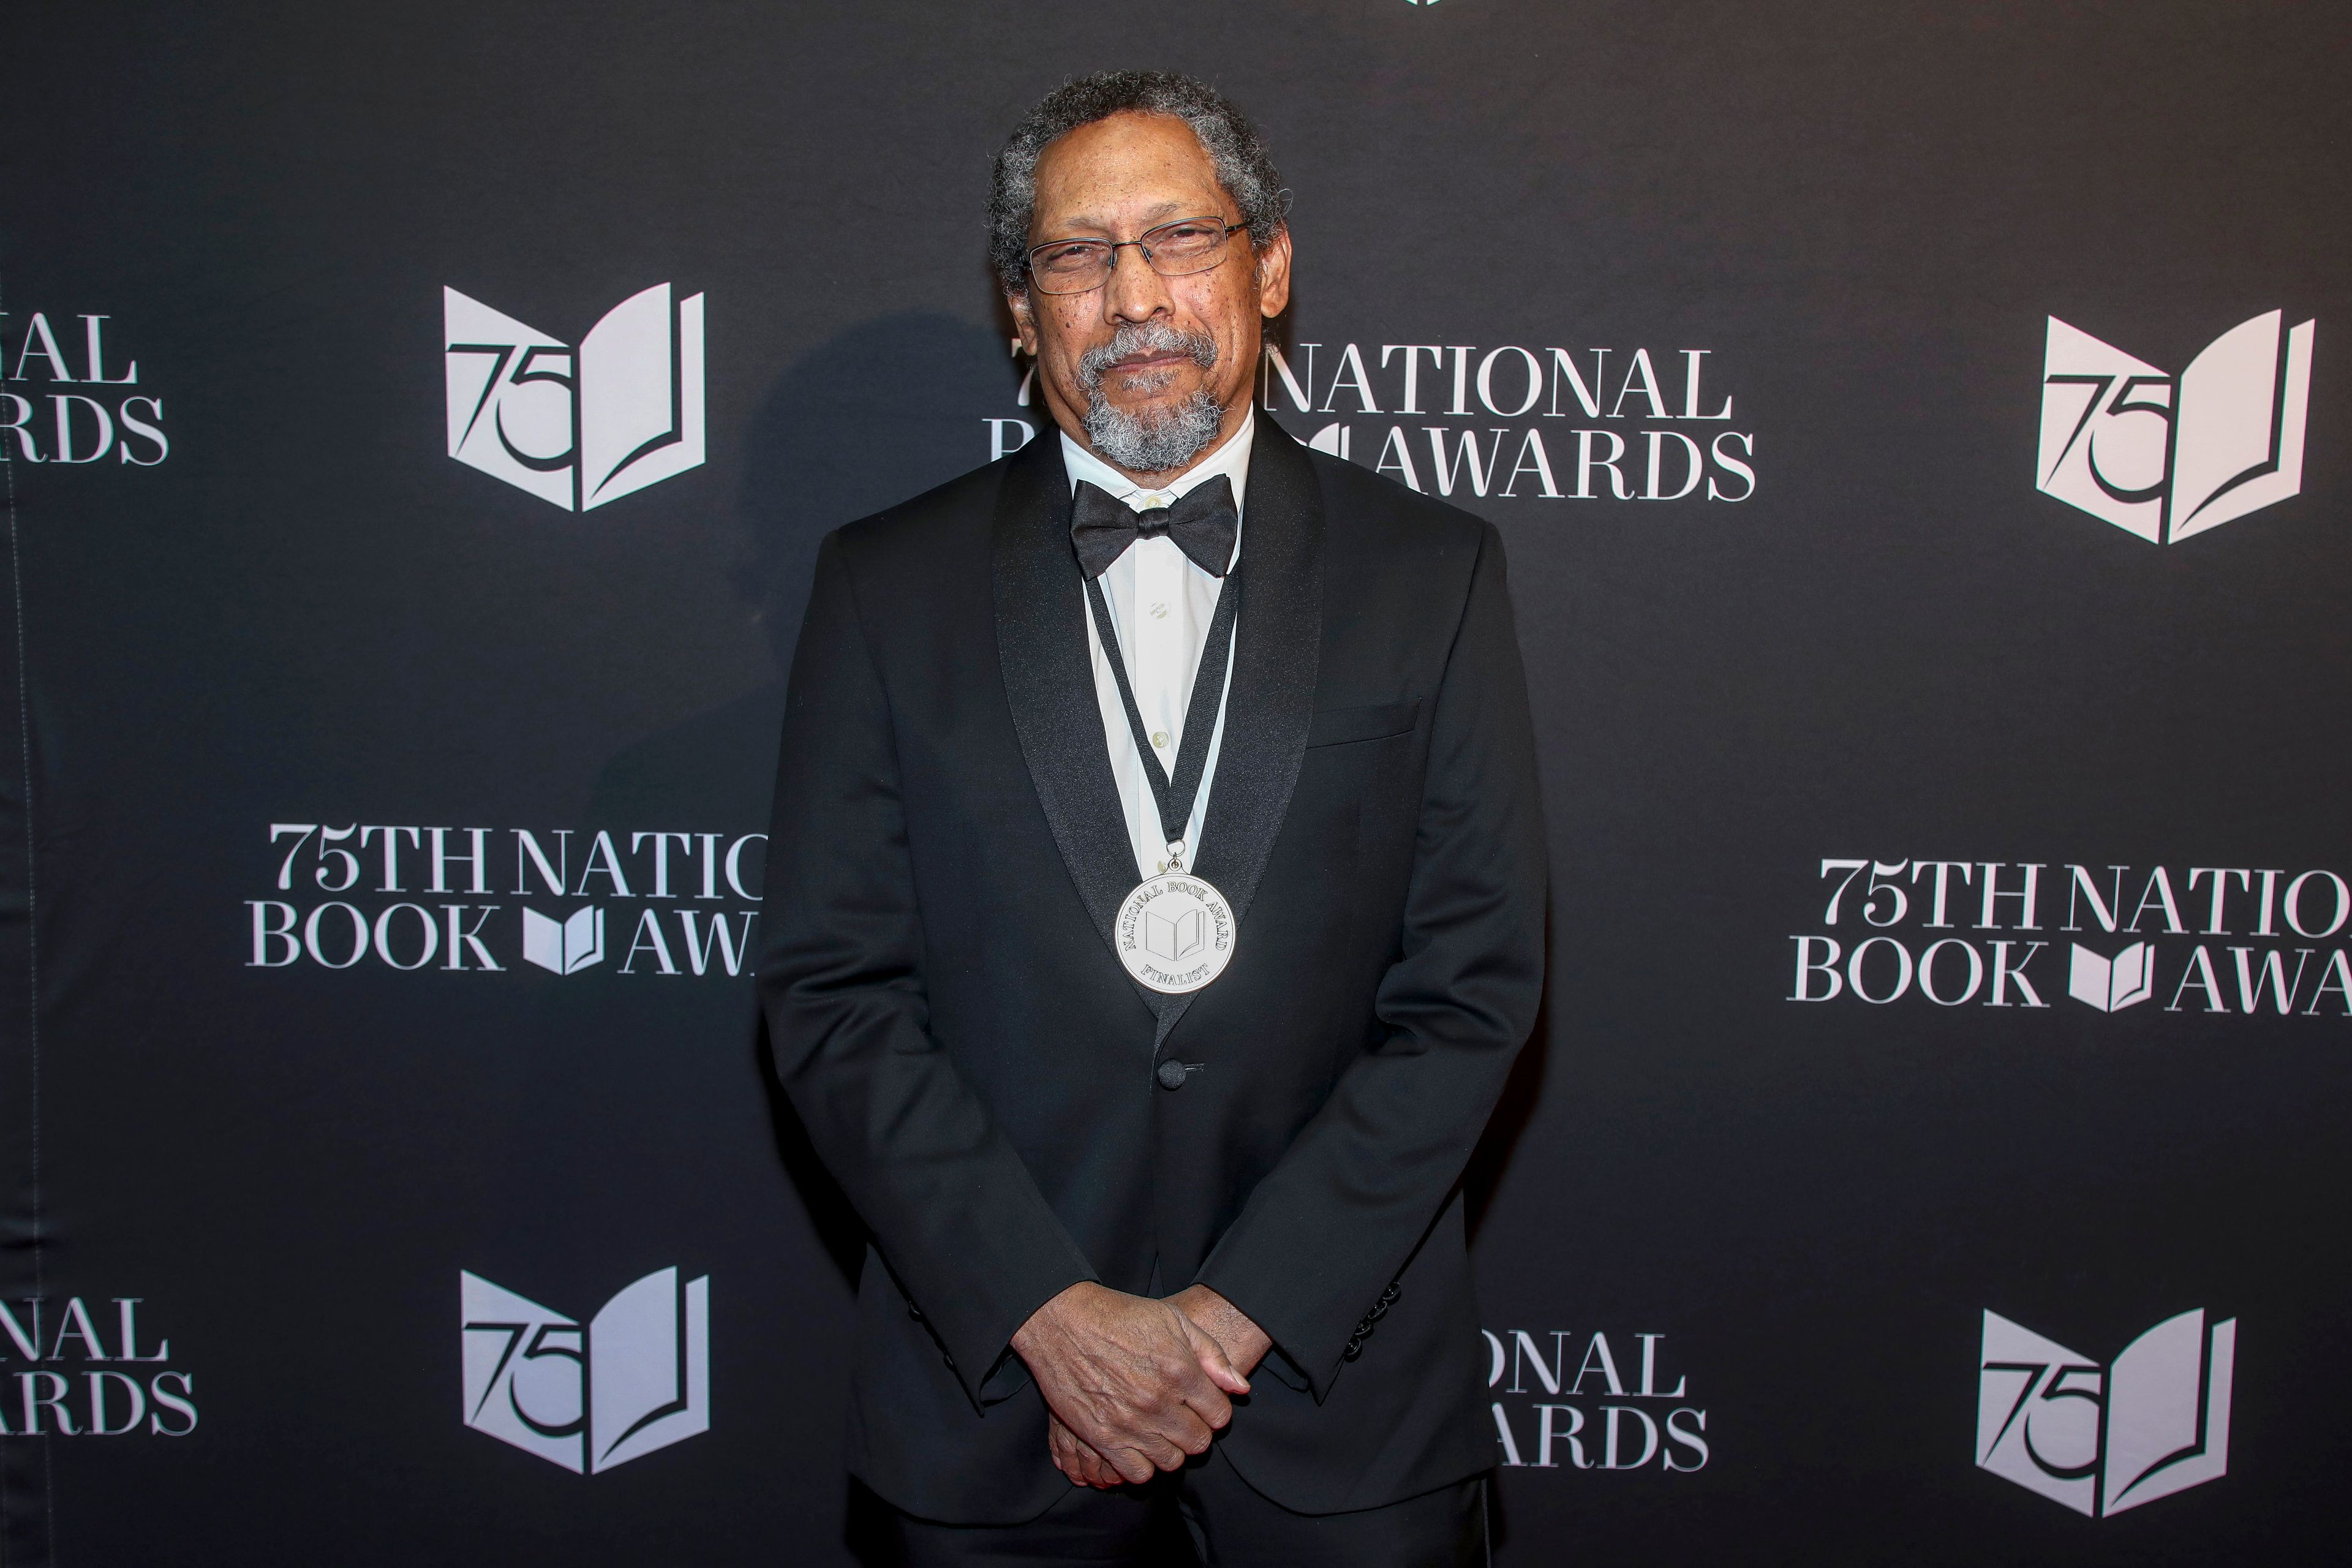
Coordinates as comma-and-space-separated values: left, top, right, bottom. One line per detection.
4, 2, 2345, 1562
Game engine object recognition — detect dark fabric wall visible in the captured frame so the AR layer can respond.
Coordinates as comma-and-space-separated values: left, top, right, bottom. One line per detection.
2, 2, 2345, 1561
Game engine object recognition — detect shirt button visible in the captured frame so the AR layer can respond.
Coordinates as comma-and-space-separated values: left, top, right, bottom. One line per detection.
1151, 731, 1170, 750
1150, 601, 1169, 619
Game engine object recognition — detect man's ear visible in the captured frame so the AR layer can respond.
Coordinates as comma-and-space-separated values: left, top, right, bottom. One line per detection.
1254, 227, 1294, 320
1008, 291, 1039, 356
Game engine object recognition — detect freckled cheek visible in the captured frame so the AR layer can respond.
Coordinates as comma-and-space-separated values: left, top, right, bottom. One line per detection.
1196, 287, 1252, 352
1043, 300, 1099, 341
1036, 318, 1104, 387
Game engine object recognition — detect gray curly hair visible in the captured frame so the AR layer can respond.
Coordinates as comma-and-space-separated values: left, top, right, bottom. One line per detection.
989, 70, 1287, 296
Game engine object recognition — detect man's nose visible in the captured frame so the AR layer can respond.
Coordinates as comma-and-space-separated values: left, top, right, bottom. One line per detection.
1102, 244, 1175, 324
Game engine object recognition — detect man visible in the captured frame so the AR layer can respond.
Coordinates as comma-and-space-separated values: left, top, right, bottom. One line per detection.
760, 70, 1545, 1566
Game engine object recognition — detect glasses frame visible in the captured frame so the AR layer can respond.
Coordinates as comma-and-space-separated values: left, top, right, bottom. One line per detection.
1024, 216, 1247, 296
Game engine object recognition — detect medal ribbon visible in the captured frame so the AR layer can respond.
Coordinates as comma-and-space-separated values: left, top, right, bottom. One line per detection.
1082, 549, 1244, 872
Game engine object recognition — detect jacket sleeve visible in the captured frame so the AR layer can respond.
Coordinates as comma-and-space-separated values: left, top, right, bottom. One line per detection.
1193, 520, 1547, 1399
756, 531, 1098, 1407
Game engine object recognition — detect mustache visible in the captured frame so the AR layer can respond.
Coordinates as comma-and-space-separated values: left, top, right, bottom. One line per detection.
1076, 322, 1220, 392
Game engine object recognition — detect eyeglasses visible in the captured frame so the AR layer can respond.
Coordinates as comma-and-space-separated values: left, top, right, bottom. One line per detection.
1025, 217, 1245, 296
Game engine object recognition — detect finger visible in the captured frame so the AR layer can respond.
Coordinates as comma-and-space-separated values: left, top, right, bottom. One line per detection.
1057, 1422, 1121, 1488
1082, 1444, 1122, 1488
1183, 1317, 1251, 1398
1101, 1425, 1178, 1477
1049, 1425, 1090, 1485
1071, 1417, 1148, 1481
1158, 1406, 1216, 1457
1171, 1366, 1234, 1431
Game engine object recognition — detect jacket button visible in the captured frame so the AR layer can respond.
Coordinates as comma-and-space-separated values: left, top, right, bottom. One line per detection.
1155, 1059, 1189, 1091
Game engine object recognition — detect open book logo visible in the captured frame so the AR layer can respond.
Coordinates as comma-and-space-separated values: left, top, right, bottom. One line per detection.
445, 282, 706, 510
521, 906, 605, 975
461, 1267, 710, 1474
1144, 907, 1206, 964
2038, 311, 2314, 543
2068, 941, 2154, 1012
1978, 1308, 2234, 1518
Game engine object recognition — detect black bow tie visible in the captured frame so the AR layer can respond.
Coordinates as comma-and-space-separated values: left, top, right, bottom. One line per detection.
1069, 475, 1238, 580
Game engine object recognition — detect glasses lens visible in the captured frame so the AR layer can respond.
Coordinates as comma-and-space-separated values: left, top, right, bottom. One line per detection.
1030, 241, 1112, 294
1145, 221, 1230, 276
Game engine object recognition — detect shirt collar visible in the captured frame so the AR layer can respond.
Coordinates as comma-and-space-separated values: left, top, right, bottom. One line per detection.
1058, 410, 1256, 520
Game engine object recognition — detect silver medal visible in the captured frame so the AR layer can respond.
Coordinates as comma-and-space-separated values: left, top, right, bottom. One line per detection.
1114, 864, 1236, 994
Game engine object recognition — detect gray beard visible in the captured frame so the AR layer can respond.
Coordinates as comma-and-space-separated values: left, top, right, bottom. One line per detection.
1077, 322, 1225, 475
1081, 387, 1226, 475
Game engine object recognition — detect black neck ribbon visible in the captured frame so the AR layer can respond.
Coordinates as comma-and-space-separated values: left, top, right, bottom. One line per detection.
1081, 550, 1245, 867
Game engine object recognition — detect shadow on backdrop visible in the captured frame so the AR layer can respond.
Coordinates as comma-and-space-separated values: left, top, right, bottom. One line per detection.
592, 309, 1020, 1284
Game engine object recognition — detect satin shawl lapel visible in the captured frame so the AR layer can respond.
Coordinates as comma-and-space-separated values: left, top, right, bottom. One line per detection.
1159, 419, 1325, 1047
992, 435, 1161, 1026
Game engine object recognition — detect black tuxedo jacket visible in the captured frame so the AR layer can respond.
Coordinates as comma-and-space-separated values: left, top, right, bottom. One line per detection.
757, 417, 1545, 1522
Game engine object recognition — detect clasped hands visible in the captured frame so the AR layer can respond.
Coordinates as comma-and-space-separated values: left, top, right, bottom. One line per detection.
1009, 1281, 1272, 1489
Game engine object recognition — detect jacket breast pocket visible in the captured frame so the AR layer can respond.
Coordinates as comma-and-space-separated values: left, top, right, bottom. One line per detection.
1305, 700, 1419, 748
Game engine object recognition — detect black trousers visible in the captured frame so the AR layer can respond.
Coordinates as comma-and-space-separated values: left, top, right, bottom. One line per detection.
868, 1450, 1488, 1568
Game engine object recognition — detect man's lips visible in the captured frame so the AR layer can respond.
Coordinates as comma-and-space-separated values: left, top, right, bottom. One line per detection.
1109, 352, 1188, 372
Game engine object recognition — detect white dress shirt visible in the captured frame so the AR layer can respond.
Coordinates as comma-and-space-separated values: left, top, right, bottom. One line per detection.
1060, 415, 1254, 881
